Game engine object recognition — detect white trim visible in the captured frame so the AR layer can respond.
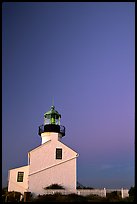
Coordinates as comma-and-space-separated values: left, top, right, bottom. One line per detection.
28, 140, 51, 153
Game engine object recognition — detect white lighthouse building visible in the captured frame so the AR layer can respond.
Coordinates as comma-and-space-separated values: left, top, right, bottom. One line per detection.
8, 105, 79, 195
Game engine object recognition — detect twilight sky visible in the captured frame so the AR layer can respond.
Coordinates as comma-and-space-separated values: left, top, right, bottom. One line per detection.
2, 2, 135, 188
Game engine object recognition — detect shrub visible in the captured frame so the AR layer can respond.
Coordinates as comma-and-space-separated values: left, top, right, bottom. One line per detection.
106, 191, 122, 202
128, 186, 135, 202
44, 183, 65, 189
2, 191, 22, 202
66, 193, 86, 202
128, 186, 135, 197
86, 194, 107, 202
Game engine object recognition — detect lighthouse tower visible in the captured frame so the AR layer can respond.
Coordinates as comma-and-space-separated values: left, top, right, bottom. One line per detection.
38, 105, 65, 144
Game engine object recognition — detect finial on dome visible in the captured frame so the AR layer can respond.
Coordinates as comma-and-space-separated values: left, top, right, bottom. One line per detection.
51, 96, 54, 109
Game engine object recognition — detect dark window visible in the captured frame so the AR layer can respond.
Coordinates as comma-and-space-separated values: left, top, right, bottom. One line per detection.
56, 148, 62, 159
17, 172, 24, 182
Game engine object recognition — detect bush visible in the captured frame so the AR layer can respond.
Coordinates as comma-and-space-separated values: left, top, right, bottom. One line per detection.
128, 186, 135, 202
44, 183, 65, 189
66, 193, 86, 202
2, 191, 22, 202
32, 193, 86, 202
128, 186, 135, 197
106, 191, 122, 202
85, 194, 107, 202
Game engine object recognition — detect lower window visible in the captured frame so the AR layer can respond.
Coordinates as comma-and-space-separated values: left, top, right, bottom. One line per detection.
17, 172, 24, 182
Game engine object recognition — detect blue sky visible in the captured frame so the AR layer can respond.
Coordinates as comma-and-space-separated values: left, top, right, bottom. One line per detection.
2, 2, 135, 188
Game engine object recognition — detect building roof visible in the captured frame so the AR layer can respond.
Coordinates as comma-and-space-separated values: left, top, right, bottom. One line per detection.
28, 139, 78, 156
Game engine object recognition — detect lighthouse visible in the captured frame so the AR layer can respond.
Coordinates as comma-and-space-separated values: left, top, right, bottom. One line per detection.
8, 104, 79, 196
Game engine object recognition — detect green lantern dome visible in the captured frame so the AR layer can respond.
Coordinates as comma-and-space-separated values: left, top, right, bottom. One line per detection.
44, 105, 61, 125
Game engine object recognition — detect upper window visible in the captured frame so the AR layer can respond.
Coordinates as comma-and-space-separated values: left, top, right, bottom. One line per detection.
17, 172, 24, 182
56, 148, 62, 159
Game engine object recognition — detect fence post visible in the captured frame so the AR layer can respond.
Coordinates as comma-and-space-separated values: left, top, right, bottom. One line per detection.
24, 192, 31, 202
103, 188, 106, 197
121, 188, 123, 198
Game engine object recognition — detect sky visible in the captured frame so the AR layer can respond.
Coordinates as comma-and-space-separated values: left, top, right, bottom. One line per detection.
2, 2, 135, 189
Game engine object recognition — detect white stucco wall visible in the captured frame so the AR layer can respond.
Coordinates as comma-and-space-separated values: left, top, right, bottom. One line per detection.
29, 158, 77, 195
28, 133, 78, 195
8, 165, 29, 195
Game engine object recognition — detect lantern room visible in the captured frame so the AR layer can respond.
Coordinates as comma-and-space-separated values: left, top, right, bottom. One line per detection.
38, 105, 65, 137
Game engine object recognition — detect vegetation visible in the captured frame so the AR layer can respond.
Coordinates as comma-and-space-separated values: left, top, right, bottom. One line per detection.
2, 186, 135, 202
128, 186, 135, 197
77, 185, 94, 189
30, 192, 133, 202
2, 190, 22, 202
128, 186, 135, 202
31, 193, 87, 202
44, 183, 65, 189
77, 181, 94, 189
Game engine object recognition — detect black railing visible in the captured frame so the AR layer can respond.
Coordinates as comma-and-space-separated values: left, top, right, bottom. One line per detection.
38, 124, 65, 136
38, 125, 44, 135
60, 125, 65, 136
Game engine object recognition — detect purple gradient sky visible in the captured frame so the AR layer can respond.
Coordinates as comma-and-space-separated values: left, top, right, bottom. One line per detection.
2, 2, 135, 188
